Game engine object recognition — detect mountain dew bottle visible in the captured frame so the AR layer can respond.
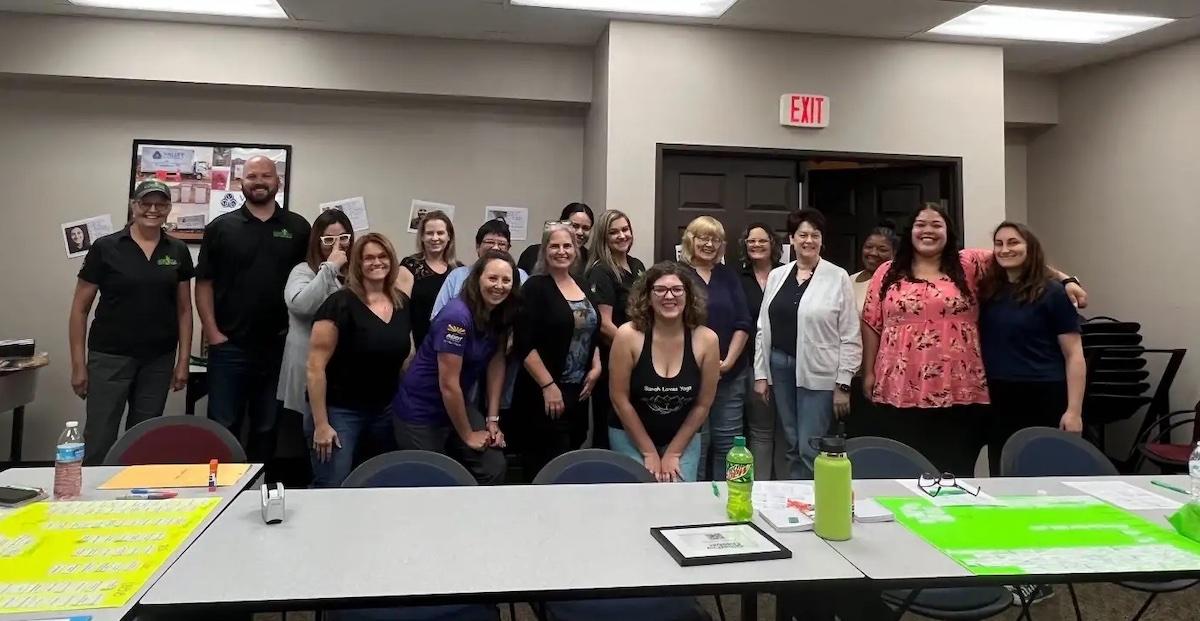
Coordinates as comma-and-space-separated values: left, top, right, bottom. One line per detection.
726, 435, 754, 522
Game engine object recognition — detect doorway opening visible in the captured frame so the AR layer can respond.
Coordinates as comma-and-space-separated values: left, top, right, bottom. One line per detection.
655, 144, 963, 271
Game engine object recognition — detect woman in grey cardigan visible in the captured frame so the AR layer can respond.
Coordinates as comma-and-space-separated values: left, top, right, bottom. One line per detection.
753, 209, 861, 480
278, 209, 354, 419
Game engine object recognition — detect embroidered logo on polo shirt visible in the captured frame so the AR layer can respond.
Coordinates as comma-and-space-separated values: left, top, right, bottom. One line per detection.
273, 229, 293, 239
444, 323, 467, 346
156, 256, 179, 267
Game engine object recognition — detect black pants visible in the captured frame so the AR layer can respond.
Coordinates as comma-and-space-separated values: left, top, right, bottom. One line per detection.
987, 379, 1068, 476
853, 402, 987, 476
519, 382, 589, 480
392, 410, 507, 485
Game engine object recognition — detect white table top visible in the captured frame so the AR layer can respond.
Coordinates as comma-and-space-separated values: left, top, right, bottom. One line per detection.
828, 474, 1197, 584
0, 464, 262, 621
142, 482, 864, 610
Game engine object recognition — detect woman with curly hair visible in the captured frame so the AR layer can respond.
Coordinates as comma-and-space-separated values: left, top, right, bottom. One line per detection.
608, 261, 720, 482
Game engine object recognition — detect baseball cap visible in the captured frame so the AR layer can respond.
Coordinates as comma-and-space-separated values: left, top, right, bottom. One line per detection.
133, 179, 171, 201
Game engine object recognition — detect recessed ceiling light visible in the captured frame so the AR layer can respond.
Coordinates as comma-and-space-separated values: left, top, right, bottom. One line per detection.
928, 5, 1172, 44
509, 0, 738, 19
68, 0, 288, 19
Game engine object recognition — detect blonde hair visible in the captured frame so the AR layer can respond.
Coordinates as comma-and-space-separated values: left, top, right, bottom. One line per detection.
588, 209, 632, 274
680, 216, 725, 265
414, 210, 462, 267
533, 222, 577, 275
347, 233, 405, 308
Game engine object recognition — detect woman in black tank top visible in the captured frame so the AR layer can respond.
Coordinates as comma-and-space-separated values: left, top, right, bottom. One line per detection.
608, 262, 720, 482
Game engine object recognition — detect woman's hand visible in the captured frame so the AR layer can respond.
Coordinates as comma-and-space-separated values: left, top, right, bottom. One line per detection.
659, 453, 684, 482
461, 430, 492, 452
1060, 409, 1083, 433
326, 244, 348, 270
486, 421, 506, 449
833, 389, 850, 418
313, 423, 341, 463
543, 383, 565, 418
718, 358, 733, 376
580, 365, 602, 400
754, 379, 770, 403
642, 451, 662, 480
171, 362, 189, 392
862, 372, 876, 400
1064, 281, 1088, 309
70, 364, 88, 399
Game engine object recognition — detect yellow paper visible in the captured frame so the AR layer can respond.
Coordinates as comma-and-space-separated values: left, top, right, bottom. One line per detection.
98, 463, 251, 490
0, 497, 219, 613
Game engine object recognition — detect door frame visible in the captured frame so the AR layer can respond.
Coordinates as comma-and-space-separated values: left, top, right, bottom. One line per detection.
654, 143, 965, 259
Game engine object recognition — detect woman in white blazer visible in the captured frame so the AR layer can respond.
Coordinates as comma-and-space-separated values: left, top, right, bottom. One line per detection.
753, 209, 861, 479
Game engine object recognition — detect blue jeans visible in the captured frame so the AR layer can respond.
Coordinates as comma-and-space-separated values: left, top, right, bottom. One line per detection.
699, 368, 748, 480
770, 350, 834, 480
206, 341, 282, 464
608, 427, 702, 482
304, 406, 396, 488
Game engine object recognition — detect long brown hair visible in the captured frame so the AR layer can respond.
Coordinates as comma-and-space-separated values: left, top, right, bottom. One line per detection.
305, 209, 354, 273
979, 221, 1053, 306
627, 261, 707, 332
347, 233, 405, 308
879, 202, 972, 304
413, 210, 462, 267
459, 250, 519, 340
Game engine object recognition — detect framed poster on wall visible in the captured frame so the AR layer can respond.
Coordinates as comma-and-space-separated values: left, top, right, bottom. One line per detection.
128, 139, 294, 243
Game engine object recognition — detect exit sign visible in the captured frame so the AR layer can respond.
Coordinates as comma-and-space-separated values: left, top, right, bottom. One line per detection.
780, 93, 829, 128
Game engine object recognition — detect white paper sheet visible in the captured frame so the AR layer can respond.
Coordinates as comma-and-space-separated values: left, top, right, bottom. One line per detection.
320, 196, 370, 232
61, 215, 114, 259
896, 478, 1003, 506
484, 206, 529, 241
660, 524, 781, 559
1062, 481, 1183, 510
751, 481, 814, 510
408, 199, 455, 233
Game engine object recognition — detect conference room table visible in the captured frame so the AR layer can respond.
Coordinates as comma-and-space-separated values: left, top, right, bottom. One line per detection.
0, 464, 263, 621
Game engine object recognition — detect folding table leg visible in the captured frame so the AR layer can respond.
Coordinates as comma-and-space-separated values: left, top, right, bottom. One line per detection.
1067, 583, 1084, 621
1129, 592, 1158, 621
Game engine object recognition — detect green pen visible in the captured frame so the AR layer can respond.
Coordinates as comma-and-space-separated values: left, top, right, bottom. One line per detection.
1151, 480, 1191, 496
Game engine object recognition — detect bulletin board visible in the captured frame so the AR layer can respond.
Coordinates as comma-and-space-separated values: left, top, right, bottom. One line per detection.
128, 139, 294, 243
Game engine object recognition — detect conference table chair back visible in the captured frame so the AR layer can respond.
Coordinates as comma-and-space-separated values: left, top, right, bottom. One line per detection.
103, 415, 246, 466
532, 449, 656, 485
845, 436, 937, 479
343, 450, 477, 488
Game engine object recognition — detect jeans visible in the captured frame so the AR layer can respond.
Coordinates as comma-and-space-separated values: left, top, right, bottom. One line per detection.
206, 340, 282, 464
303, 406, 396, 488
392, 410, 507, 485
744, 371, 778, 480
699, 367, 748, 480
770, 350, 834, 480
83, 350, 174, 465
608, 427, 702, 482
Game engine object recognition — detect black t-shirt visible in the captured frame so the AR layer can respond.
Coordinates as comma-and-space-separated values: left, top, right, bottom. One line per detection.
314, 289, 412, 411
739, 263, 780, 366
401, 255, 453, 348
78, 228, 194, 358
195, 205, 309, 351
980, 280, 1080, 382
586, 257, 646, 332
768, 264, 812, 358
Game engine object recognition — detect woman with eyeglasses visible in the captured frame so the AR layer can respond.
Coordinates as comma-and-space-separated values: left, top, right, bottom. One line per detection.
738, 222, 783, 478
400, 210, 462, 348
609, 261, 720, 482
69, 180, 194, 464
518, 203, 594, 276
680, 216, 753, 481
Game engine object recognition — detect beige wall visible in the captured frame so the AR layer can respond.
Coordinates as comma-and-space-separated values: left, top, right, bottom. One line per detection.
1028, 37, 1200, 448
1004, 72, 1059, 126
0, 81, 584, 459
1005, 130, 1029, 223
582, 28, 610, 214
601, 21, 1007, 259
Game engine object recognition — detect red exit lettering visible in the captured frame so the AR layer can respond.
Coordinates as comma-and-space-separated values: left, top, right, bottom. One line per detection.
780, 93, 829, 128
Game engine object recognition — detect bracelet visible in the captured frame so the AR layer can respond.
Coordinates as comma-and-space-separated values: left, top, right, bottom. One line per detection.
486, 416, 501, 423
540, 380, 555, 390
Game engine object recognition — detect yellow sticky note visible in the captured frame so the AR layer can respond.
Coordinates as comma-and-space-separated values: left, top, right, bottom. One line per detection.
98, 463, 251, 490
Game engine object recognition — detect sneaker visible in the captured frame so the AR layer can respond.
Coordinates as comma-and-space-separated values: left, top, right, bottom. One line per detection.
1007, 584, 1054, 606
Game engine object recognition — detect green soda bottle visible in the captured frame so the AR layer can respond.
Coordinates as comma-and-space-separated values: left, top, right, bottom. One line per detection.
726, 435, 754, 522
812, 435, 852, 541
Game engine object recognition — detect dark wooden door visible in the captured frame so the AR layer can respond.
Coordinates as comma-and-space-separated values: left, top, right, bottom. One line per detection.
806, 166, 946, 271
658, 155, 799, 263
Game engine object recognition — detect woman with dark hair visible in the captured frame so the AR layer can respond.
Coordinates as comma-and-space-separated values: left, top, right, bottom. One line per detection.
518, 202, 595, 274
400, 210, 462, 348
753, 209, 860, 479
279, 209, 355, 423
979, 222, 1085, 476
850, 222, 898, 314
515, 222, 602, 476
609, 261, 720, 482
306, 233, 413, 487
392, 250, 519, 484
738, 222, 782, 478
861, 203, 1087, 475
584, 209, 645, 449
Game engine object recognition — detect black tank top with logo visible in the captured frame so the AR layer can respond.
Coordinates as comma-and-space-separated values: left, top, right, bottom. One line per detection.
609, 326, 701, 447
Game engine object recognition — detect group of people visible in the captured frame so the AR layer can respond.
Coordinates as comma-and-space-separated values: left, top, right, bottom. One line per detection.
69, 157, 1088, 486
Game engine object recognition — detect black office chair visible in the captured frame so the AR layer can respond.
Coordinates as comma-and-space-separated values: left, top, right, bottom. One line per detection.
532, 448, 656, 485
1001, 427, 1198, 621
844, 437, 1015, 620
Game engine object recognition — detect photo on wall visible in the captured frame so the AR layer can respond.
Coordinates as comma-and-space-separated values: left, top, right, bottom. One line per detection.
128, 140, 293, 243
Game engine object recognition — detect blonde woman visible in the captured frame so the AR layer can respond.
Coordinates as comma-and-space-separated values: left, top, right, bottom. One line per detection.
399, 210, 462, 348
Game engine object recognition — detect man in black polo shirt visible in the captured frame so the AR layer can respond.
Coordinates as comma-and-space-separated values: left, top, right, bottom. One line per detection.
196, 155, 309, 465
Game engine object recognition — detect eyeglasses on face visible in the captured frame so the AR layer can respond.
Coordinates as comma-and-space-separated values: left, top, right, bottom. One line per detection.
692, 235, 722, 247
917, 472, 981, 497
320, 234, 352, 247
651, 286, 686, 298
137, 200, 171, 212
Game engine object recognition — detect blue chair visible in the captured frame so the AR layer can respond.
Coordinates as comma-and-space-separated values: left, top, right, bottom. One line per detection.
845, 437, 1014, 620
330, 451, 500, 621
1001, 427, 1198, 621
535, 450, 710, 621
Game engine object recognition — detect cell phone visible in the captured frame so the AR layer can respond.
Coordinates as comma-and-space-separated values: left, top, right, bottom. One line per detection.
0, 485, 46, 507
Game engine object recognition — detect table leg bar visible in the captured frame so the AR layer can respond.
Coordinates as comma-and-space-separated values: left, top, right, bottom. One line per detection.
9, 406, 23, 463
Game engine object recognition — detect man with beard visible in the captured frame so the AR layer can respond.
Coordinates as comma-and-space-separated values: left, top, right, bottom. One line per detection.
196, 156, 309, 467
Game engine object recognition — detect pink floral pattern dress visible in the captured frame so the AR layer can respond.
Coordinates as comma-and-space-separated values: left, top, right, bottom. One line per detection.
862, 249, 991, 408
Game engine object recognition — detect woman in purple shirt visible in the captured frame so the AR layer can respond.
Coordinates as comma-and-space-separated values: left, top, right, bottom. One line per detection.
391, 250, 519, 485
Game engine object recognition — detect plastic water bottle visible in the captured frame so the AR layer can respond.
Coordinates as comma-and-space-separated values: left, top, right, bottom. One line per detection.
812, 435, 853, 541
53, 421, 84, 500
1189, 442, 1200, 502
725, 435, 754, 522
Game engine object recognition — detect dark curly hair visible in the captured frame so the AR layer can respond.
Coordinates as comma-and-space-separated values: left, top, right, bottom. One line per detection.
627, 261, 707, 332
878, 203, 972, 304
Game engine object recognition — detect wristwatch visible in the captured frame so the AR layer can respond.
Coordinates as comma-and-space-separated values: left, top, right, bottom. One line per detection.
1061, 276, 1080, 286
485, 416, 501, 423
836, 383, 851, 393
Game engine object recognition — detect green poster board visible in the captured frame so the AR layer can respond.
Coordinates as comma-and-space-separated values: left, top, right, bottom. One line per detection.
875, 495, 1200, 576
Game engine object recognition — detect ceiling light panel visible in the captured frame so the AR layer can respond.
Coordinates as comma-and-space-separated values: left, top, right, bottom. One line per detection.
68, 0, 288, 19
509, 0, 738, 19
928, 5, 1173, 44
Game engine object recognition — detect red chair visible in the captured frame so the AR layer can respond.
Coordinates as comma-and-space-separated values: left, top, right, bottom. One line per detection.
103, 416, 246, 465
1133, 400, 1200, 474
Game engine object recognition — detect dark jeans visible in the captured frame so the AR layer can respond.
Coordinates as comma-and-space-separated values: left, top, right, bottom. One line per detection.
987, 379, 1068, 476
520, 382, 589, 480
304, 405, 396, 488
206, 340, 282, 464
392, 411, 506, 485
855, 402, 987, 476
83, 349, 174, 465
